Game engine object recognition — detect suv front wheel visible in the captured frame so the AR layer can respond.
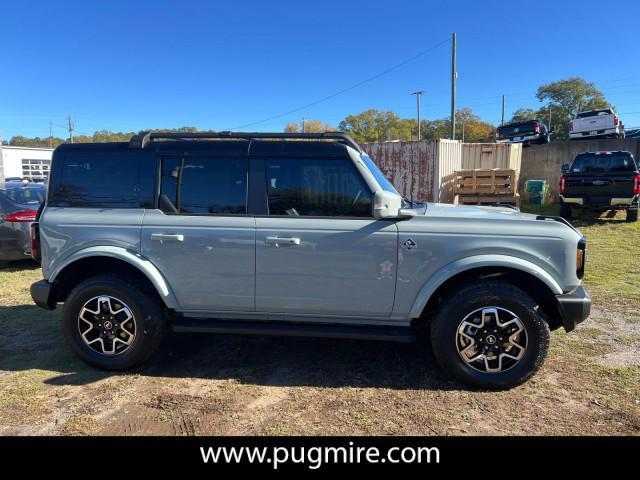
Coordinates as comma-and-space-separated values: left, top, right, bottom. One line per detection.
62, 274, 166, 370
430, 281, 550, 389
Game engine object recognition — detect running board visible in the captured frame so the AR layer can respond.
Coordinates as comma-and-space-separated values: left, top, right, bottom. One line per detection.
170, 319, 416, 343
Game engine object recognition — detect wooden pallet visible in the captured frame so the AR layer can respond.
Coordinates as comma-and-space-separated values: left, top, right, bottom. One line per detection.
454, 193, 521, 208
454, 168, 517, 195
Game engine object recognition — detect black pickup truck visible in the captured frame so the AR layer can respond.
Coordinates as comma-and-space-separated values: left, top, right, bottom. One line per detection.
559, 150, 640, 222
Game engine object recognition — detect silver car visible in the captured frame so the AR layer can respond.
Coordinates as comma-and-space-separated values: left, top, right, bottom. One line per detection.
30, 132, 591, 389
0, 180, 46, 265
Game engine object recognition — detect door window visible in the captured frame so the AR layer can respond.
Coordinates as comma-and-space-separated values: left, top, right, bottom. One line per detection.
159, 157, 248, 214
266, 158, 372, 217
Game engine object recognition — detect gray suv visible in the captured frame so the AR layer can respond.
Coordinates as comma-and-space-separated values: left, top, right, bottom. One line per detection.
30, 132, 591, 389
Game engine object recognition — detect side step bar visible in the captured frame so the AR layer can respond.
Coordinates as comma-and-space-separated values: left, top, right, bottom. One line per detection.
170, 319, 416, 343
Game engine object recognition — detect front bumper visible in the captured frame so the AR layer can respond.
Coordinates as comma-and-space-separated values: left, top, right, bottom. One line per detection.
30, 279, 56, 310
556, 286, 591, 332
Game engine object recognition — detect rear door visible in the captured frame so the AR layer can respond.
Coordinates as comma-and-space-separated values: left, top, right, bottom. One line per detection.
141, 156, 255, 312
255, 156, 398, 319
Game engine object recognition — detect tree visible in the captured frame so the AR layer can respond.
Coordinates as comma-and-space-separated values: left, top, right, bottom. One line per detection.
535, 77, 609, 140
506, 78, 611, 141
509, 108, 537, 123
284, 120, 334, 133
6, 127, 204, 147
9, 135, 65, 148
536, 77, 608, 114
338, 109, 410, 143
419, 109, 494, 142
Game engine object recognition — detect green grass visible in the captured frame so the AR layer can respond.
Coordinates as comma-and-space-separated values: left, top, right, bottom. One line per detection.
521, 204, 640, 310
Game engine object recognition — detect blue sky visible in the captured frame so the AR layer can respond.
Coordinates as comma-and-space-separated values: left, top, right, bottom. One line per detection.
1, 0, 640, 139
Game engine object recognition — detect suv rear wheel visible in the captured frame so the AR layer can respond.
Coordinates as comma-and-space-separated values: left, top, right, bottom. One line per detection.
62, 274, 165, 370
430, 281, 550, 389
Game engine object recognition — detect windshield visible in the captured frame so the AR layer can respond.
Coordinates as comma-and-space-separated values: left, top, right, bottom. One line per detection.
570, 153, 637, 173
360, 153, 399, 194
0, 188, 46, 205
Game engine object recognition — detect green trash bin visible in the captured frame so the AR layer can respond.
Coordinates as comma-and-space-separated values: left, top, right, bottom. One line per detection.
525, 180, 548, 205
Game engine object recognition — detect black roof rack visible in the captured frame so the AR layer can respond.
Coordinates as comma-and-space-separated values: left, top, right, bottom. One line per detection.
128, 131, 363, 153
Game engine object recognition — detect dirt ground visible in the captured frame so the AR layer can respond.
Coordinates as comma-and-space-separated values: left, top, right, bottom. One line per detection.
1, 211, 639, 436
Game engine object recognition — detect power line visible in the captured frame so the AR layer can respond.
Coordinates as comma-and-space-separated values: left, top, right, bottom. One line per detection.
229, 37, 451, 131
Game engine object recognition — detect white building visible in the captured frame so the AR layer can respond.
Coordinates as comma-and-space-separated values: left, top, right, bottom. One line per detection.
0, 145, 54, 182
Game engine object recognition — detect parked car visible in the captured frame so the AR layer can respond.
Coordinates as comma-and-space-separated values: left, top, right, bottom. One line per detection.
495, 120, 551, 145
569, 108, 625, 140
559, 150, 639, 221
0, 179, 47, 265
30, 132, 591, 389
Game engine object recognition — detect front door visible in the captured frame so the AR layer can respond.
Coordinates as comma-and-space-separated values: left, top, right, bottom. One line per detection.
141, 156, 255, 312
255, 157, 398, 318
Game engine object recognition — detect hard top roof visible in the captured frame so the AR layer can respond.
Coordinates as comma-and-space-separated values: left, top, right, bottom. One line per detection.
53, 131, 362, 158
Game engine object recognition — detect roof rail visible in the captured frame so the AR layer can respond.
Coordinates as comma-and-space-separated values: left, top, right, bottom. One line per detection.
128, 131, 363, 153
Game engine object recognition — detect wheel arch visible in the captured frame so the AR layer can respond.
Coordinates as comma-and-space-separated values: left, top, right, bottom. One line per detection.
49, 247, 179, 309
409, 255, 564, 330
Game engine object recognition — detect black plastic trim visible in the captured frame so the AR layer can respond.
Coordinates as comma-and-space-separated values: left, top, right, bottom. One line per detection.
556, 286, 591, 332
171, 318, 416, 343
30, 280, 56, 310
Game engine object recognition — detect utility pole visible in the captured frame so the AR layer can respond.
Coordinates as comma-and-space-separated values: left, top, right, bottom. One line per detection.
501, 95, 505, 126
548, 105, 552, 129
67, 115, 74, 143
411, 90, 425, 141
301, 116, 305, 133
450, 32, 457, 140
49, 122, 53, 148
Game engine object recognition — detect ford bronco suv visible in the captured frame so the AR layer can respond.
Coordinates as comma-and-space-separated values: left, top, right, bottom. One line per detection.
30, 132, 591, 389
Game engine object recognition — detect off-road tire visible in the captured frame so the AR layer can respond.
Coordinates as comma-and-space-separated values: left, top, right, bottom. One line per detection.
62, 274, 165, 370
430, 281, 550, 390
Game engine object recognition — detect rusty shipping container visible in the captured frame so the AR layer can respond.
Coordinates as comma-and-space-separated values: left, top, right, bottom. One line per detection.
362, 139, 461, 203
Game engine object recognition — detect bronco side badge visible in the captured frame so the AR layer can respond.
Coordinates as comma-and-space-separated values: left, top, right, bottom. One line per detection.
402, 238, 417, 250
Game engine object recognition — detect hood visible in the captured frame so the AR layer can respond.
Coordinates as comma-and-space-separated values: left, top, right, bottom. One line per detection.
416, 202, 538, 221
402, 202, 583, 239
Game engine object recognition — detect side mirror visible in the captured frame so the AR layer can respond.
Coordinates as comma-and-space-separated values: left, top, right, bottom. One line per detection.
373, 191, 415, 219
561, 163, 570, 173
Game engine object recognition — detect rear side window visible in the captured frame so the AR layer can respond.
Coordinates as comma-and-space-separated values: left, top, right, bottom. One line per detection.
49, 153, 139, 207
266, 158, 372, 217
159, 157, 248, 214
571, 153, 636, 173
576, 109, 612, 118
497, 121, 538, 136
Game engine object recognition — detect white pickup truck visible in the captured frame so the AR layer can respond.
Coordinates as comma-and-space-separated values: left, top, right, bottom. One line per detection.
569, 108, 625, 140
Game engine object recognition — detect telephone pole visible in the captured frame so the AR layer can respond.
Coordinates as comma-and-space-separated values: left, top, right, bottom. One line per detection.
501, 95, 505, 126
301, 116, 305, 133
450, 32, 457, 140
548, 105, 552, 129
411, 90, 425, 141
67, 115, 74, 144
